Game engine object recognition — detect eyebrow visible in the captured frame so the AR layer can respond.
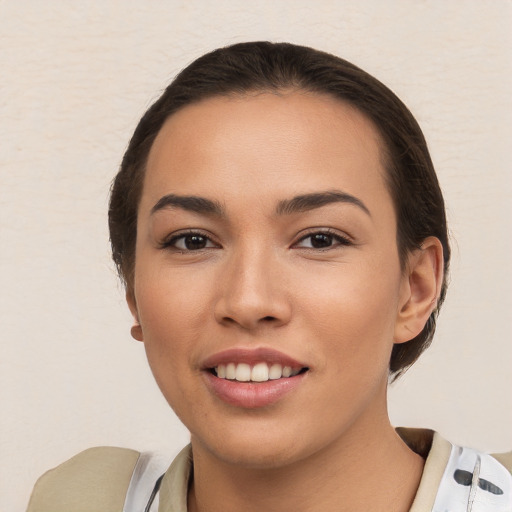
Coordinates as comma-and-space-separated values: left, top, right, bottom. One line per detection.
275, 190, 371, 217
151, 194, 225, 216
150, 189, 370, 218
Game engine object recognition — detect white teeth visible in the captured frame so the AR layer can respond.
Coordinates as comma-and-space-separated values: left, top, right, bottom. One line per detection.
268, 363, 283, 380
214, 362, 303, 382
226, 362, 236, 380
251, 362, 269, 382
235, 363, 251, 382
217, 364, 226, 378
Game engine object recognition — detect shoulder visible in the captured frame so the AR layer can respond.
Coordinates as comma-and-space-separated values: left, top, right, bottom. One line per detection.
26, 446, 141, 512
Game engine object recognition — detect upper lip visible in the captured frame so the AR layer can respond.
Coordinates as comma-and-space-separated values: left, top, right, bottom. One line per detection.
201, 347, 308, 370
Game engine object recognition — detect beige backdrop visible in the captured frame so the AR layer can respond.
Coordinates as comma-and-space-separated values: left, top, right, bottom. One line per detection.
1, 1, 511, 510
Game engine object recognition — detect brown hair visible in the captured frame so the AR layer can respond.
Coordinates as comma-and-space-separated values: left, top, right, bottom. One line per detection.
109, 41, 450, 379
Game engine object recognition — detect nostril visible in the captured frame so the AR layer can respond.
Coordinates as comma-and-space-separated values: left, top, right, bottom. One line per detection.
262, 316, 277, 322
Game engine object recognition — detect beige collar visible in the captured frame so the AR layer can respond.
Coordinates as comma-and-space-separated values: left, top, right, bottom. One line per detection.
400, 429, 453, 511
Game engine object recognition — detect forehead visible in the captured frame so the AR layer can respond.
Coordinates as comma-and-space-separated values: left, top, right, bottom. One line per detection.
143, 91, 391, 213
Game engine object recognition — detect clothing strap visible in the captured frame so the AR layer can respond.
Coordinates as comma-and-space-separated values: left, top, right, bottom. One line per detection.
123, 452, 171, 512
432, 445, 512, 512
144, 474, 164, 512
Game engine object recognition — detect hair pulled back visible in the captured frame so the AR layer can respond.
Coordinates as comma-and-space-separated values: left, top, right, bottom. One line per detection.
109, 41, 450, 379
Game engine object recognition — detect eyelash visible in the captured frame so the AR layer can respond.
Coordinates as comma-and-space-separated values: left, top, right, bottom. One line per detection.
293, 229, 353, 250
160, 228, 352, 252
160, 230, 219, 252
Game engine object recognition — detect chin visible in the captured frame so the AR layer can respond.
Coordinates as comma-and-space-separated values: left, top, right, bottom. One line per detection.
198, 436, 307, 470
189, 417, 332, 471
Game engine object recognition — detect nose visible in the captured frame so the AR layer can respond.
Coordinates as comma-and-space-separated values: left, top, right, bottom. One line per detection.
214, 246, 292, 331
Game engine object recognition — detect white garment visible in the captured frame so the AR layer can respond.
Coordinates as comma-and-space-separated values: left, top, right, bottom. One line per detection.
123, 452, 171, 512
433, 445, 512, 512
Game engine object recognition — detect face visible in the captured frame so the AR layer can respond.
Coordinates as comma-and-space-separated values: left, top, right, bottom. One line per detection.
130, 92, 412, 468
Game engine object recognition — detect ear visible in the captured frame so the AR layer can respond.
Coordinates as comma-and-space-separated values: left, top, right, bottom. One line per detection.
394, 237, 444, 344
126, 290, 144, 342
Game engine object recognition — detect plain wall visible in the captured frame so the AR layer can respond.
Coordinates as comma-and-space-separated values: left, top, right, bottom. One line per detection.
1, 1, 511, 510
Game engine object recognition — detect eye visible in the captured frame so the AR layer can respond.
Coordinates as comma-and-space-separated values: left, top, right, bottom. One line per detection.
162, 231, 218, 251
294, 230, 352, 250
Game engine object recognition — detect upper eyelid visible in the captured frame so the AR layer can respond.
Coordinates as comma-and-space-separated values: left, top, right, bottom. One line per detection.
293, 228, 353, 243
161, 229, 220, 248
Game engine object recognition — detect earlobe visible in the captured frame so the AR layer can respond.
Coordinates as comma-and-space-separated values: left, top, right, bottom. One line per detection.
394, 237, 444, 344
130, 324, 144, 342
126, 290, 144, 342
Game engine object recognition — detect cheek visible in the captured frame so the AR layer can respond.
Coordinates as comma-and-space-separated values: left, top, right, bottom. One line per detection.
134, 268, 213, 418
134, 265, 213, 368
298, 257, 402, 367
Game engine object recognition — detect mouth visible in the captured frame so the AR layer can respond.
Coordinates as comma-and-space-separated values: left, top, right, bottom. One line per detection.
201, 348, 309, 408
209, 362, 308, 382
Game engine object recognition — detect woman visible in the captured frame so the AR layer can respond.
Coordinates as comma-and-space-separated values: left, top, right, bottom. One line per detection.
27, 42, 511, 512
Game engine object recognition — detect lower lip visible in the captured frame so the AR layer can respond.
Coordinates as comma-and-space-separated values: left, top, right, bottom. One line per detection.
203, 371, 306, 409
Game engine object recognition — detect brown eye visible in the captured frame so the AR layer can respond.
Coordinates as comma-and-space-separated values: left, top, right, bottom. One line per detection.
182, 234, 208, 250
295, 231, 352, 250
163, 232, 218, 251
310, 233, 334, 248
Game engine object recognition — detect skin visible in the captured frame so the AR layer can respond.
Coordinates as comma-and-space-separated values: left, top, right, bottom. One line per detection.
128, 91, 443, 511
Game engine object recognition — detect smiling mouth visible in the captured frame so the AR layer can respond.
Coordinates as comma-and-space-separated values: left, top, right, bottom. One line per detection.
210, 362, 309, 383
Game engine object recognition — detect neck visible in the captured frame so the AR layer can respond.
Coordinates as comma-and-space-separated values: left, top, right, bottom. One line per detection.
188, 406, 424, 512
